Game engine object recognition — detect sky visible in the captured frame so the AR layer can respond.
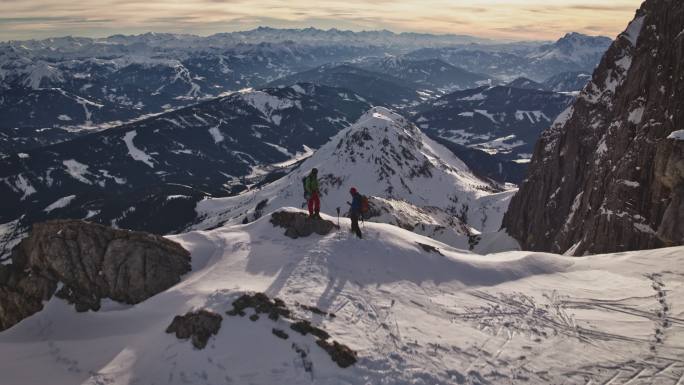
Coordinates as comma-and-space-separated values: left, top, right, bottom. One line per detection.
0, 0, 643, 42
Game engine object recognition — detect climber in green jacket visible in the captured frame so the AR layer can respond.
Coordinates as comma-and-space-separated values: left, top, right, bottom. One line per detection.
304, 168, 321, 219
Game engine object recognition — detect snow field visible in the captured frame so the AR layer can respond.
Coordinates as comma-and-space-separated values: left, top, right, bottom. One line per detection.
1, 209, 682, 385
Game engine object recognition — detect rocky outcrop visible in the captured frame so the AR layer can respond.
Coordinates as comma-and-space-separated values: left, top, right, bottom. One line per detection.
226, 292, 291, 320
0, 219, 190, 331
503, 0, 684, 255
270, 211, 337, 238
225, 292, 357, 368
0, 265, 56, 331
316, 339, 358, 368
166, 310, 223, 349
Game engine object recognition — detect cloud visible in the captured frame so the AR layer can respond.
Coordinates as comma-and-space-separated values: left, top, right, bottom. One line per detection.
0, 0, 643, 41
565, 4, 638, 12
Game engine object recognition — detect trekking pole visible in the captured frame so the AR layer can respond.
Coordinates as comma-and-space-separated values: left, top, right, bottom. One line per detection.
336, 207, 340, 228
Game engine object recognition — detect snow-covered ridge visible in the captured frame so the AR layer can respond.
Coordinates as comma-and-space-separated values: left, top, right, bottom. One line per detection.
194, 106, 511, 240
1, 209, 682, 384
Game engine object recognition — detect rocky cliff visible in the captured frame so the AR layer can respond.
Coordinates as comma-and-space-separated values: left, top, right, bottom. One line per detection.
503, 0, 684, 255
0, 220, 190, 330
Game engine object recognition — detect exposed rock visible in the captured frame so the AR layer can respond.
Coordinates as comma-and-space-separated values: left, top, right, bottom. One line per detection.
290, 320, 331, 340
0, 219, 191, 331
503, 0, 684, 254
316, 339, 358, 368
166, 310, 223, 349
272, 328, 289, 339
417, 242, 443, 255
297, 303, 336, 318
0, 264, 56, 331
227, 292, 357, 368
270, 211, 337, 238
226, 292, 291, 321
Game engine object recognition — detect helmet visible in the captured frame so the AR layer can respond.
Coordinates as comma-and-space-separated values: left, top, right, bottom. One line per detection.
349, 187, 357, 194
311, 168, 318, 174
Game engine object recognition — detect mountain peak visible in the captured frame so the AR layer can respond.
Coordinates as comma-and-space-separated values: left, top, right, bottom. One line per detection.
355, 106, 408, 128
558, 31, 611, 43
193, 106, 508, 240
504, 0, 684, 255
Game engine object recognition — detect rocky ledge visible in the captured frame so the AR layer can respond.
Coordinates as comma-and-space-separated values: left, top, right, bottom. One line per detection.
270, 211, 338, 238
166, 310, 223, 349
0, 219, 191, 331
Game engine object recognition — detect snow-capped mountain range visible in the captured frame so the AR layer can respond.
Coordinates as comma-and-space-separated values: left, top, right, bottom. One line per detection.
0, 29, 610, 155
0, 42, 377, 154
2, 5, 684, 384
0, 76, 575, 256
406, 32, 611, 82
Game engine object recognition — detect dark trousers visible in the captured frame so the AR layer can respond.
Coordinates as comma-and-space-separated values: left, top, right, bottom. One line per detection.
350, 212, 362, 238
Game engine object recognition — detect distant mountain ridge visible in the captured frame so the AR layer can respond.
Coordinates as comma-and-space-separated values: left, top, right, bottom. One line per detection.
354, 56, 491, 93
1, 30, 608, 155
267, 64, 421, 106
3, 27, 493, 52
405, 32, 611, 81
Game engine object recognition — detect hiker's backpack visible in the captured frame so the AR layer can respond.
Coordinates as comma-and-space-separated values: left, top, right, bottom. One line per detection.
360, 195, 370, 214
302, 176, 308, 194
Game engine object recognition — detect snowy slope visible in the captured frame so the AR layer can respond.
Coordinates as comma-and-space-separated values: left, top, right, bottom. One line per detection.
0, 209, 682, 385
193, 107, 512, 238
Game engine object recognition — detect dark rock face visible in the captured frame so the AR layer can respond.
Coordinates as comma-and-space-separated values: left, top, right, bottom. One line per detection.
417, 242, 443, 256
270, 211, 337, 238
0, 265, 56, 331
290, 320, 331, 340
503, 0, 684, 255
166, 310, 223, 349
272, 328, 289, 339
316, 339, 358, 368
226, 292, 291, 320
0, 220, 190, 330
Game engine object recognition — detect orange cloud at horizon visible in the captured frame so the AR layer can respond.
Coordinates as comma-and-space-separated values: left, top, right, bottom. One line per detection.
0, 0, 643, 42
